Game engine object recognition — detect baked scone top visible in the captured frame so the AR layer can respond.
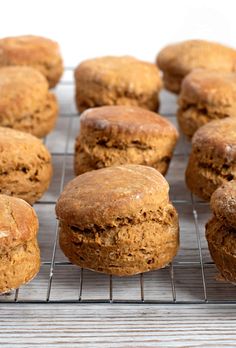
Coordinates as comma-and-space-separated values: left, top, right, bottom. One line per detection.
0, 127, 51, 169
56, 164, 169, 228
192, 117, 236, 162
0, 66, 48, 119
0, 35, 61, 67
211, 180, 236, 229
157, 40, 236, 76
75, 56, 162, 93
0, 194, 38, 254
180, 70, 236, 106
80, 105, 178, 139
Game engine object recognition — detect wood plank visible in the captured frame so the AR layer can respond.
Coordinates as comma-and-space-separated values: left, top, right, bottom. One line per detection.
1, 304, 236, 347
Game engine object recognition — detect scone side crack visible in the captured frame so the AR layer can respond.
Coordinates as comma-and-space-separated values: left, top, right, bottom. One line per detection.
191, 158, 235, 181
75, 78, 160, 112
178, 102, 231, 120
0, 238, 36, 259
76, 137, 173, 165
206, 218, 236, 257
59, 205, 176, 233
0, 92, 58, 136
0, 158, 51, 176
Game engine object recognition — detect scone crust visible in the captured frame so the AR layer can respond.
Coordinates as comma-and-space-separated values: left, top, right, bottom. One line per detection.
178, 70, 236, 137
206, 217, 236, 283
0, 66, 48, 117
0, 127, 52, 204
0, 194, 40, 293
179, 70, 236, 107
56, 164, 179, 276
0, 194, 38, 254
79, 106, 178, 139
211, 181, 236, 229
59, 206, 179, 276
157, 40, 236, 93
192, 118, 236, 162
0, 66, 58, 137
75, 106, 178, 175
157, 40, 236, 77
185, 118, 236, 200
0, 35, 63, 87
56, 164, 169, 228
74, 56, 162, 112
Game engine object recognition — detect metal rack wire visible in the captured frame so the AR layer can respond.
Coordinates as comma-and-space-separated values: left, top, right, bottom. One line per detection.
1, 68, 236, 305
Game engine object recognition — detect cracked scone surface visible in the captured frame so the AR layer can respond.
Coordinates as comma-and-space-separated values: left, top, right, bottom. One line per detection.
178, 70, 236, 138
75, 105, 179, 175
186, 118, 236, 201
0, 194, 40, 293
56, 164, 179, 276
206, 181, 236, 283
210, 181, 236, 229
0, 127, 52, 204
157, 40, 236, 93
74, 56, 162, 112
0, 66, 58, 137
0, 35, 63, 87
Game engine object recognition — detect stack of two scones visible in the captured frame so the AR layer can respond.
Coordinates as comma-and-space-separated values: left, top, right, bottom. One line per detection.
56, 55, 180, 276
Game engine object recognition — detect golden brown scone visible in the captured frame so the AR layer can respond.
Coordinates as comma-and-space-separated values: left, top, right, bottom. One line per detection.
75, 105, 179, 175
0, 127, 52, 204
74, 56, 162, 112
206, 181, 236, 283
56, 164, 179, 276
186, 118, 236, 201
0, 66, 58, 137
157, 40, 236, 93
0, 35, 63, 88
0, 194, 40, 293
178, 70, 236, 138
210, 180, 236, 229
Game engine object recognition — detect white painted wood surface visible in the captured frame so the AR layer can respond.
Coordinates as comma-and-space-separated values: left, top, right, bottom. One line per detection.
0, 69, 236, 346
1, 304, 236, 347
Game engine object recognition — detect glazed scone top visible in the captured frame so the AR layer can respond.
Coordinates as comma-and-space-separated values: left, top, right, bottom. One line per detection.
56, 164, 169, 228
0, 35, 61, 69
192, 118, 236, 162
80, 106, 178, 140
211, 181, 236, 229
157, 40, 236, 76
75, 56, 162, 93
0, 194, 38, 254
0, 127, 51, 170
180, 70, 236, 107
0, 66, 48, 120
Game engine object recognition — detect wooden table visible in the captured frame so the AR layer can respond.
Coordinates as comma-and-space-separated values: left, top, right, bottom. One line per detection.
1, 304, 236, 347
1, 70, 235, 347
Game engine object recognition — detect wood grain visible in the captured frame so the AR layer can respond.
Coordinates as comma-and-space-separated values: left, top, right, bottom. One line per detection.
1, 304, 236, 347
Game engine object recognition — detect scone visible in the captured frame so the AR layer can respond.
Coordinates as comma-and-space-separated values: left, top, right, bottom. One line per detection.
75, 105, 179, 175
0, 35, 63, 88
56, 164, 179, 276
186, 118, 236, 201
178, 70, 236, 138
74, 56, 162, 112
0, 127, 52, 205
0, 194, 40, 293
206, 181, 236, 283
157, 40, 236, 93
0, 66, 58, 137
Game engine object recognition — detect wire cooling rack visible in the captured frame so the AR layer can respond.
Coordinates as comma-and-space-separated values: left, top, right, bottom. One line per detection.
1, 67, 236, 305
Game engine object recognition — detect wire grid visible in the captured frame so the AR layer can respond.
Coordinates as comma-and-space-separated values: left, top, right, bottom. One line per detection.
1, 67, 236, 305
